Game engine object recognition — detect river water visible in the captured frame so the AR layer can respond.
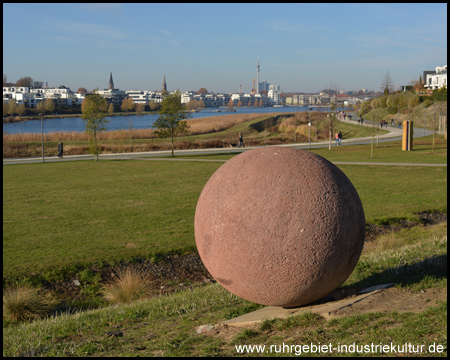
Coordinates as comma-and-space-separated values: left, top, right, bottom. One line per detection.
3, 106, 330, 134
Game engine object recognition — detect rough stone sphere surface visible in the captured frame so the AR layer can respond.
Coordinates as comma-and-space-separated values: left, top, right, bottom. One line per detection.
194, 146, 365, 308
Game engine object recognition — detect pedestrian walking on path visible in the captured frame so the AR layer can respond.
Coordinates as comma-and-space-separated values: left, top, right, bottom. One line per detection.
238, 133, 245, 148
57, 142, 64, 158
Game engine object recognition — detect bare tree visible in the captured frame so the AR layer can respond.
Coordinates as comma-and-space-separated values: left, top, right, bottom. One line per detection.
135, 103, 145, 114
380, 71, 395, 93
196, 88, 208, 95
15, 76, 34, 88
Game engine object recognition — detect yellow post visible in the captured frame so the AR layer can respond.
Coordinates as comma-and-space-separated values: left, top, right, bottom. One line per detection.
402, 120, 413, 151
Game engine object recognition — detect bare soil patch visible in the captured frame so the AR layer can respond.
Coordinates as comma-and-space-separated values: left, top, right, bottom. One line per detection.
365, 212, 446, 242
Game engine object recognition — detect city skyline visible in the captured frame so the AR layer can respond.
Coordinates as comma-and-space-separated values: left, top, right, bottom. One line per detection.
3, 3, 447, 94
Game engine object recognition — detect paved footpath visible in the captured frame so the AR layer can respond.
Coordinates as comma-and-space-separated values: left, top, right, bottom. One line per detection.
3, 113, 445, 166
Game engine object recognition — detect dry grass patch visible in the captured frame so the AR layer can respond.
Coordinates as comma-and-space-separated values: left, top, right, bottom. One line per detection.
101, 268, 153, 304
186, 113, 282, 135
3, 285, 51, 322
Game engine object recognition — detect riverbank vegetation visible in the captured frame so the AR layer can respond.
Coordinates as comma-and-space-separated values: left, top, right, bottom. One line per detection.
3, 111, 387, 158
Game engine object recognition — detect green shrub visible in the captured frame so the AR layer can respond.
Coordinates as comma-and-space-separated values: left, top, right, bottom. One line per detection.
77, 269, 101, 284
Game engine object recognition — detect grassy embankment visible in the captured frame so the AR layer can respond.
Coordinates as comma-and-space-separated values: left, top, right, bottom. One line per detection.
3, 112, 388, 158
359, 100, 447, 130
3, 136, 447, 357
3, 224, 447, 356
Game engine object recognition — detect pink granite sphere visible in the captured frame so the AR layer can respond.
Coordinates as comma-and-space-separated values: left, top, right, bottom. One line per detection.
194, 146, 365, 308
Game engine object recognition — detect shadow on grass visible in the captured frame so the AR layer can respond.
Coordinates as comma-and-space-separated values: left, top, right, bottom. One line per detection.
352, 254, 447, 289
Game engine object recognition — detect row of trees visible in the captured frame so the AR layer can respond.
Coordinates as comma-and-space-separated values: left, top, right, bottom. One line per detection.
3, 98, 56, 117
228, 98, 264, 107
119, 98, 161, 114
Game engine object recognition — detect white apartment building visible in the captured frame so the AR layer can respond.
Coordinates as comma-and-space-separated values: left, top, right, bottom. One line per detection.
425, 65, 447, 90
3, 87, 38, 107
3, 86, 30, 102
182, 92, 234, 107
3, 86, 83, 107
268, 89, 280, 105
125, 90, 164, 104
268, 84, 280, 92
228, 93, 272, 106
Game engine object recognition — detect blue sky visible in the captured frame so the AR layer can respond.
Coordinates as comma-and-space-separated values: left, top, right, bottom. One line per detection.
3, 3, 447, 94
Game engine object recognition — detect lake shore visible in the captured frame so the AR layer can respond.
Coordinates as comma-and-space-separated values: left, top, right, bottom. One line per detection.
3, 105, 333, 124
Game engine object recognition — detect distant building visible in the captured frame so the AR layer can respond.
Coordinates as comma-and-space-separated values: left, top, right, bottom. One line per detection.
125, 90, 164, 104
259, 80, 270, 92
424, 65, 447, 90
97, 72, 126, 106
268, 89, 280, 105
108, 72, 114, 90
268, 84, 280, 92
162, 74, 167, 93
3, 85, 84, 107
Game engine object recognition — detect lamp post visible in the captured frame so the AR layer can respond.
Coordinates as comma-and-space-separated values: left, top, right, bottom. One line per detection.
308, 108, 313, 144
39, 113, 44, 163
308, 120, 311, 149
327, 114, 332, 150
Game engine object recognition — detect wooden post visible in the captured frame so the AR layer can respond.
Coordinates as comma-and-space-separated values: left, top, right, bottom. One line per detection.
402, 121, 413, 151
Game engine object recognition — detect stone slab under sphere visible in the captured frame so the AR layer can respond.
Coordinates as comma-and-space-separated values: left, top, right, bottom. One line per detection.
195, 146, 365, 308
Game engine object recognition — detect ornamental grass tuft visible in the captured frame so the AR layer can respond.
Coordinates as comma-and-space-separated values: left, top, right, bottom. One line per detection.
101, 268, 153, 304
3, 285, 50, 322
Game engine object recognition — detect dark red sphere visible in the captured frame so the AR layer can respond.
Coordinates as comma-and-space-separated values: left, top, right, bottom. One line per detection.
195, 146, 365, 307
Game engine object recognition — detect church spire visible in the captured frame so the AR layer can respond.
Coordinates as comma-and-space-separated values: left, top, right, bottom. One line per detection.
162, 74, 167, 93
108, 72, 114, 90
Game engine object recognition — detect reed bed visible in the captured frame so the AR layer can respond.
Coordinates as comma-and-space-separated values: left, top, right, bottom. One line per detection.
2, 128, 158, 143
186, 113, 282, 135
3, 112, 273, 143
3, 112, 310, 158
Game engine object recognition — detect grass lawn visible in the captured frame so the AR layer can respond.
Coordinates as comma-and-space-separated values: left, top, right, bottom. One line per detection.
3, 151, 447, 278
3, 160, 222, 277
